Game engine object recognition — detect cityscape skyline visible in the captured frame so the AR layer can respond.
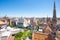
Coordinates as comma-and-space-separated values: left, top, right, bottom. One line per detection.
0, 0, 60, 18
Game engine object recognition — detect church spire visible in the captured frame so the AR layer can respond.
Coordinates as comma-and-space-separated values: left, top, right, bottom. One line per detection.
52, 0, 57, 26
53, 0, 56, 19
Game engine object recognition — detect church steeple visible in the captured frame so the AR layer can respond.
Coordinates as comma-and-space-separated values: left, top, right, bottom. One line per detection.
53, 0, 56, 19
52, 0, 57, 26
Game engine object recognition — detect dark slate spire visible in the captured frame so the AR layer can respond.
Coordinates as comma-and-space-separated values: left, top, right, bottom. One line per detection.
53, 0, 56, 19
52, 0, 57, 26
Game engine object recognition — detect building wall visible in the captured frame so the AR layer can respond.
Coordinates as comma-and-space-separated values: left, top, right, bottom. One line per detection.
33, 32, 48, 40
17, 18, 30, 27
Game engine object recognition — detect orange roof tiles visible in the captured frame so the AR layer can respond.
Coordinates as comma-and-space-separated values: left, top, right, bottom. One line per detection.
8, 36, 14, 40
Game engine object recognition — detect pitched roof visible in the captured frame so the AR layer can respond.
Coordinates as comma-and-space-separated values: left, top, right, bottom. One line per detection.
0, 21, 6, 25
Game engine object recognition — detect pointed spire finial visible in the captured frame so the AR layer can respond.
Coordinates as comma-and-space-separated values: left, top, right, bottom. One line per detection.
54, 0, 56, 9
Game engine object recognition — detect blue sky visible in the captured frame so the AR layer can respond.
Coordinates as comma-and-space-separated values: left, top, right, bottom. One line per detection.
0, 0, 60, 18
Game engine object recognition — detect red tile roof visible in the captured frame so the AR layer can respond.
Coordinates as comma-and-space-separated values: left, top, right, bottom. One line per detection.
8, 36, 14, 40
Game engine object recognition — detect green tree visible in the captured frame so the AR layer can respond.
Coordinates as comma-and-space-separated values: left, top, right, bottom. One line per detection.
28, 32, 32, 39
14, 32, 23, 40
36, 22, 40, 31
14, 31, 32, 40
